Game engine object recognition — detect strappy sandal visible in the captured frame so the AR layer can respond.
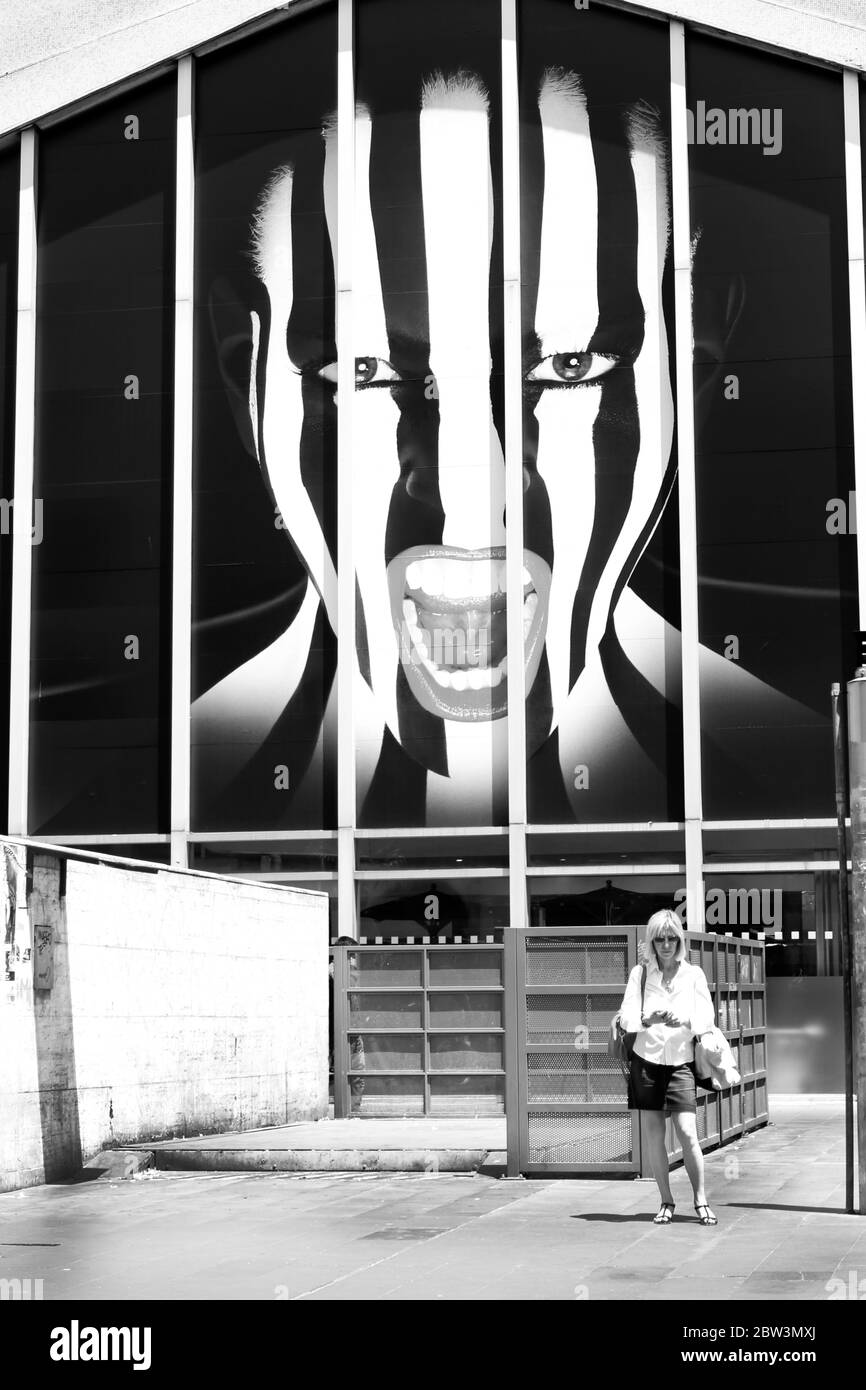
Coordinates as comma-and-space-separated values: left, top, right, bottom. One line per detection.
694, 1204, 718, 1225
653, 1202, 675, 1224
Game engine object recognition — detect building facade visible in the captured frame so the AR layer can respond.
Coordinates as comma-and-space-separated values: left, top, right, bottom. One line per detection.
2, 0, 866, 1093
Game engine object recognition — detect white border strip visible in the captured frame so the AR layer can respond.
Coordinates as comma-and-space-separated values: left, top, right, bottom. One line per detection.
169, 56, 195, 867
844, 70, 866, 628
7, 128, 37, 836
670, 21, 705, 926
336, 0, 356, 936
527, 863, 686, 877
502, 0, 527, 930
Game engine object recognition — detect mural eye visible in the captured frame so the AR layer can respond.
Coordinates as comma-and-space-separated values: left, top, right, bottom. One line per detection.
526, 351, 619, 386
355, 356, 400, 388
316, 358, 401, 387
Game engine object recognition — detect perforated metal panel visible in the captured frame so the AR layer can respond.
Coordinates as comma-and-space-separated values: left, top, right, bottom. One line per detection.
527, 1110, 632, 1167
526, 992, 620, 1045
527, 1051, 627, 1103
512, 928, 640, 1173
525, 936, 628, 986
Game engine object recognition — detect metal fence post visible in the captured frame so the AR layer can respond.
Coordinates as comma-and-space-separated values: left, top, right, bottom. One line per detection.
846, 669, 866, 1212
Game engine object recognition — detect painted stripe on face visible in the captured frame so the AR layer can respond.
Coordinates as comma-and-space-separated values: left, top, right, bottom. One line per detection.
597, 111, 673, 610
354, 104, 400, 732
580, 110, 671, 670
533, 73, 602, 721
535, 71, 599, 357
419, 74, 504, 552
253, 165, 338, 626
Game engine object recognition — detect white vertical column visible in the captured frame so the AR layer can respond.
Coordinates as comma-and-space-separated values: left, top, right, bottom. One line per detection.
844, 71, 866, 630
170, 55, 195, 868
502, 0, 527, 931
670, 22, 704, 928
337, 0, 357, 938
7, 129, 37, 836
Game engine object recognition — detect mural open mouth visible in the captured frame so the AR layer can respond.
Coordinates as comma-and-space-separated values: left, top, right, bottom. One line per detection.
387, 546, 551, 720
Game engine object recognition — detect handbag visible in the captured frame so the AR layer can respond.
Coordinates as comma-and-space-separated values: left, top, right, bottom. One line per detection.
608, 964, 646, 1081
692, 1038, 717, 1093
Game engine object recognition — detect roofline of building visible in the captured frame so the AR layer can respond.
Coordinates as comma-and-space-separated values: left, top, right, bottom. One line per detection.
0, 0, 864, 141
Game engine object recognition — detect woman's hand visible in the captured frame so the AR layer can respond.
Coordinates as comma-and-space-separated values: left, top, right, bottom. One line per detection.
641, 1010, 669, 1027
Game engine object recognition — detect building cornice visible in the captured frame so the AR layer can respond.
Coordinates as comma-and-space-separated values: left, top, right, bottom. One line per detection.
0, 0, 864, 140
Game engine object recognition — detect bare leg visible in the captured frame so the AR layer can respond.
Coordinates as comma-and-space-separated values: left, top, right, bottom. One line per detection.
643, 1111, 674, 1206
672, 1111, 707, 1206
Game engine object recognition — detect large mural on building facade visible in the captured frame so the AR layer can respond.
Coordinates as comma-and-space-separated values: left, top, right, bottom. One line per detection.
17, 0, 855, 837
14, 0, 843, 835
191, 0, 687, 829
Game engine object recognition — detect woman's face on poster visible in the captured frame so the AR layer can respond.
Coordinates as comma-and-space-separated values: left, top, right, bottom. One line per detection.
245, 68, 674, 772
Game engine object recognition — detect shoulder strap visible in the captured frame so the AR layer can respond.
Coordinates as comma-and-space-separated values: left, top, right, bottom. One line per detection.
640, 963, 647, 1007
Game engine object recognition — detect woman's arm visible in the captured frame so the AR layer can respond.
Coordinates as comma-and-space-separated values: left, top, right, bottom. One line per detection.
618, 965, 645, 1034
690, 966, 716, 1035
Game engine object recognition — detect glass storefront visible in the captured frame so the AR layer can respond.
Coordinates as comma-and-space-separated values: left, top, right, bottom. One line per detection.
0, 0, 863, 1091
30, 80, 175, 834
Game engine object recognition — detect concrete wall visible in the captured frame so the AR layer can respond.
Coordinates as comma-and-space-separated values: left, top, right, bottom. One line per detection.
1, 0, 864, 137
1, 841, 328, 1193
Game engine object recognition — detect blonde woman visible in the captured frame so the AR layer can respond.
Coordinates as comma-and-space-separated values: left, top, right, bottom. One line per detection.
619, 909, 718, 1225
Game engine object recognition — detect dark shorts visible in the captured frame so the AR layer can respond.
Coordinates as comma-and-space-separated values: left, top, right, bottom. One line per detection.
628, 1053, 697, 1114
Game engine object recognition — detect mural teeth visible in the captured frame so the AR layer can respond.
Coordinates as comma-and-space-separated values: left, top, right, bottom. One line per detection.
405, 561, 422, 589
402, 599, 417, 623
490, 664, 504, 687
467, 667, 487, 690
422, 560, 442, 593
450, 670, 468, 692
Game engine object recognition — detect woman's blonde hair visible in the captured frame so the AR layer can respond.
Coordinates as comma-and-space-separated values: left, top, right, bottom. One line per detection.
646, 908, 687, 965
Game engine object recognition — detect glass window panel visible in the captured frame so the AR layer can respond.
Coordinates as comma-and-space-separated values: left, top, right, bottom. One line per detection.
519, 0, 681, 824
429, 1075, 504, 1116
348, 990, 422, 1029
347, 1034, 422, 1071
689, 36, 854, 817
354, 0, 506, 830
353, 950, 423, 987
360, 878, 508, 942
353, 1076, 424, 1117
427, 948, 503, 986
30, 79, 175, 833
429, 1034, 503, 1070
428, 991, 502, 1028
191, 7, 338, 830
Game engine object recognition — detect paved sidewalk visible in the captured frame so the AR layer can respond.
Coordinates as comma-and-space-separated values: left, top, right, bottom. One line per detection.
0, 1096, 860, 1301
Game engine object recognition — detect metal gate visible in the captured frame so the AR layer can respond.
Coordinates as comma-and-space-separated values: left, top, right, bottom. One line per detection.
333, 941, 506, 1117
505, 928, 639, 1173
506, 926, 768, 1176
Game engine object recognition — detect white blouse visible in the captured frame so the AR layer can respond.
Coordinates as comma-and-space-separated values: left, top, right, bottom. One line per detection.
619, 958, 716, 1067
